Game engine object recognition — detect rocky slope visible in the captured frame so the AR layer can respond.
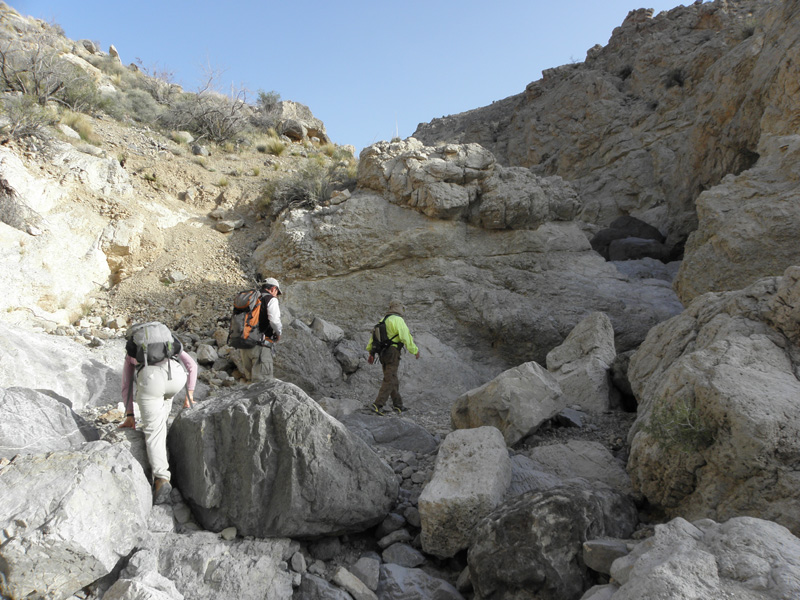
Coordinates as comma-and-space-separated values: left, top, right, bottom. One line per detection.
2, 1, 800, 600
414, 0, 800, 304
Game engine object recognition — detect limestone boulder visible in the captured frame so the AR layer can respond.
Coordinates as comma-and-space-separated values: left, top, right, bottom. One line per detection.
524, 440, 633, 497
340, 412, 438, 454
468, 480, 638, 600
0, 386, 99, 459
546, 312, 617, 413
377, 564, 464, 600
627, 267, 800, 534
266, 100, 329, 143
418, 427, 512, 558
112, 532, 299, 600
506, 454, 564, 498
451, 361, 566, 446
358, 138, 580, 227
310, 316, 345, 344
608, 517, 800, 600
168, 380, 398, 538
0, 322, 121, 411
675, 135, 800, 304
0, 441, 151, 599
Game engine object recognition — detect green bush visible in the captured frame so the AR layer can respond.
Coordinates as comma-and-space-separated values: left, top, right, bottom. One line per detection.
257, 136, 285, 155
644, 397, 715, 453
0, 93, 55, 143
159, 89, 248, 144
258, 160, 356, 218
101, 88, 164, 123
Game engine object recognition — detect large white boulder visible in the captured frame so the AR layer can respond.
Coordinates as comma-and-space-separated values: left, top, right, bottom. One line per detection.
418, 426, 511, 558
0, 441, 151, 599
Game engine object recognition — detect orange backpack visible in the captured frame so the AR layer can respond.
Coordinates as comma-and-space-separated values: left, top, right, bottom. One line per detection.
228, 290, 264, 349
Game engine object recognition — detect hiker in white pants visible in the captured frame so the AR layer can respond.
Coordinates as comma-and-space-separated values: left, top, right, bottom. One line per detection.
136, 362, 188, 483
120, 334, 197, 504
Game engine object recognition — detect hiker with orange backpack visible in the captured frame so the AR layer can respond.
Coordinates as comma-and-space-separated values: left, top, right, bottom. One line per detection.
229, 277, 283, 382
366, 300, 420, 414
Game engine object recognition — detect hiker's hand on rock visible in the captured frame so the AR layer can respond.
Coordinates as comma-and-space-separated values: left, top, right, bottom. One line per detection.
415, 351, 420, 360
368, 354, 375, 364
183, 390, 195, 409
120, 415, 135, 429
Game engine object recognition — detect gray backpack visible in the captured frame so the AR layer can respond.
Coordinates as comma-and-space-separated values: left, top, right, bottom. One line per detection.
125, 322, 181, 368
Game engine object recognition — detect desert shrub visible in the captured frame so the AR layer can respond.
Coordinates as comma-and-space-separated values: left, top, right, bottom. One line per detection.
61, 110, 101, 144
644, 397, 715, 453
258, 160, 356, 218
256, 89, 280, 112
257, 136, 285, 155
318, 142, 337, 157
0, 93, 55, 143
249, 89, 280, 131
159, 90, 249, 144
100, 87, 163, 124
132, 59, 178, 105
0, 31, 101, 113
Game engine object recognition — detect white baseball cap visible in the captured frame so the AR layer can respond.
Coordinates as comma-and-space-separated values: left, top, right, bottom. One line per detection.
261, 277, 282, 294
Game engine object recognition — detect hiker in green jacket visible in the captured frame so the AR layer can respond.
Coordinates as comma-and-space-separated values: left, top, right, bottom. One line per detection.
366, 300, 420, 414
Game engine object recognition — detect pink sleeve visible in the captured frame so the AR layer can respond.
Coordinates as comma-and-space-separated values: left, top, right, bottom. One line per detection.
122, 355, 137, 414
178, 351, 198, 391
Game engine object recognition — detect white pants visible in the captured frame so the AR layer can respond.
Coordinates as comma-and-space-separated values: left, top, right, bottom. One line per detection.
135, 359, 187, 481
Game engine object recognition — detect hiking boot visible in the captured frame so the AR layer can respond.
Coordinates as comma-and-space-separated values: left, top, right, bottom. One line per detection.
392, 405, 408, 414
370, 403, 386, 416
153, 478, 172, 505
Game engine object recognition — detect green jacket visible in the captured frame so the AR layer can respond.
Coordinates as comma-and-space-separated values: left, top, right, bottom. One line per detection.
367, 314, 418, 355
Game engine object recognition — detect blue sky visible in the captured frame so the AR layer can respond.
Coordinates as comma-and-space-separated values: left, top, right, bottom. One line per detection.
16, 1, 687, 153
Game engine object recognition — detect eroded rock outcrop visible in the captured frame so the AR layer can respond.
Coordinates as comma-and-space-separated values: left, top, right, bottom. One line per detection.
627, 266, 800, 534
253, 190, 683, 383
358, 138, 581, 228
414, 0, 795, 259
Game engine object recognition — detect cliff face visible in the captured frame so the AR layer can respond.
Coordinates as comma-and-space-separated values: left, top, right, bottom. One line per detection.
414, 0, 794, 258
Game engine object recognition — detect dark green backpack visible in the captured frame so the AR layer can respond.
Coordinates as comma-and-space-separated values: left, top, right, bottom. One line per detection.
371, 316, 399, 355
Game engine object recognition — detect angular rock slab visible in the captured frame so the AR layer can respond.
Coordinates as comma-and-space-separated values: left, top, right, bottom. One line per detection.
0, 441, 151, 599
418, 426, 511, 558
610, 517, 800, 599
0, 386, 99, 459
0, 321, 120, 411
168, 380, 399, 538
451, 361, 566, 445
468, 480, 638, 600
110, 531, 299, 600
546, 311, 616, 412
